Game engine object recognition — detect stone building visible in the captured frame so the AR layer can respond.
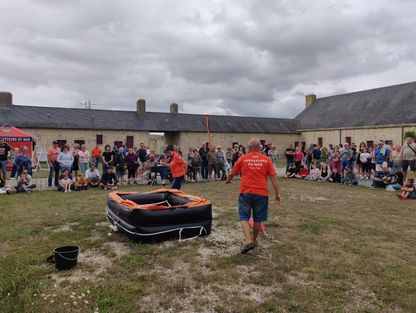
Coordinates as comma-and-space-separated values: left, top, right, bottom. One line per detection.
1, 80, 416, 152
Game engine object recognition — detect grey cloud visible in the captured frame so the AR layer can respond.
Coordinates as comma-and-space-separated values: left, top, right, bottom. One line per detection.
0, 0, 416, 118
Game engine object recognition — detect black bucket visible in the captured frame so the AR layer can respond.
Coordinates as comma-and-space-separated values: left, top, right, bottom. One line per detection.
47, 246, 79, 270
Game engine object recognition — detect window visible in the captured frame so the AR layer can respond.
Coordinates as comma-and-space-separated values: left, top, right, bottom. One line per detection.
318, 137, 323, 147
56, 140, 67, 148
385, 140, 393, 145
126, 136, 134, 148
345, 137, 352, 144
294, 141, 299, 147
366, 140, 374, 148
114, 141, 123, 148
74, 140, 85, 145
96, 134, 103, 145
301, 142, 306, 148
260, 139, 266, 147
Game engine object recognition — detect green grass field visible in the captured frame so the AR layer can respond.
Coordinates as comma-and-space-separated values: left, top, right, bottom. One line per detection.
0, 180, 415, 313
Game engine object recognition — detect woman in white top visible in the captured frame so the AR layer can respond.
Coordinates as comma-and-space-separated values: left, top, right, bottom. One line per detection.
78, 144, 91, 173
359, 147, 372, 179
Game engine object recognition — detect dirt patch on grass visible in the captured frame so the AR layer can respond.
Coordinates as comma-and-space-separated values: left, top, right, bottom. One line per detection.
50, 241, 130, 286
51, 222, 80, 233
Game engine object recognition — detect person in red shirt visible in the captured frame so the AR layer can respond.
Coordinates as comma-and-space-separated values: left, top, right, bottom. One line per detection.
166, 145, 186, 190
226, 138, 281, 254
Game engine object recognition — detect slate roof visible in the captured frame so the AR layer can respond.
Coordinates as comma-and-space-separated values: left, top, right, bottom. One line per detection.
296, 81, 416, 130
0, 105, 299, 134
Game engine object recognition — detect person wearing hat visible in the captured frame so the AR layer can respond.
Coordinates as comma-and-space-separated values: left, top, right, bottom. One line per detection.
166, 144, 186, 190
47, 140, 61, 187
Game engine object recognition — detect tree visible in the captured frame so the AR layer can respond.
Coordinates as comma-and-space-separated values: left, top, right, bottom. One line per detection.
404, 130, 416, 139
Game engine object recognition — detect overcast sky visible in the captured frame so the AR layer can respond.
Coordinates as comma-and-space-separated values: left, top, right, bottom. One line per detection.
1, 0, 415, 118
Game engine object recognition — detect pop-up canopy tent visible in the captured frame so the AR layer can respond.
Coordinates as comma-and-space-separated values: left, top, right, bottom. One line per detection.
0, 124, 34, 157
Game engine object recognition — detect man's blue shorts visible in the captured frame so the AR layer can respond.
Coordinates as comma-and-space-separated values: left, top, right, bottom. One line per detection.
238, 193, 269, 223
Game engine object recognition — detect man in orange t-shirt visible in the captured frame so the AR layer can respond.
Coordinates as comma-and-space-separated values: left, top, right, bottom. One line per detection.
226, 138, 281, 254
91, 145, 102, 168
166, 145, 186, 190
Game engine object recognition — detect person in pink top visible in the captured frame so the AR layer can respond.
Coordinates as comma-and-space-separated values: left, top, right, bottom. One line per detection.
78, 144, 91, 173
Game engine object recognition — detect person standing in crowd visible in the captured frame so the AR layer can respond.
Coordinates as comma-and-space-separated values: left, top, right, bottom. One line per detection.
91, 144, 102, 168
226, 138, 280, 254
15, 146, 32, 176
9, 147, 19, 179
225, 147, 233, 174
57, 145, 74, 173
374, 140, 391, 172
71, 143, 80, 178
285, 144, 295, 172
359, 147, 372, 179
400, 137, 416, 180
268, 145, 279, 170
191, 149, 202, 182
312, 145, 321, 168
47, 140, 61, 187
167, 145, 186, 190
102, 145, 114, 173
217, 146, 227, 180
390, 144, 402, 174
136, 142, 148, 177
78, 144, 91, 173
199, 142, 209, 181
85, 164, 101, 187
115, 147, 126, 185
207, 146, 218, 180
294, 146, 303, 172
125, 148, 138, 184
0, 139, 11, 181
339, 143, 353, 180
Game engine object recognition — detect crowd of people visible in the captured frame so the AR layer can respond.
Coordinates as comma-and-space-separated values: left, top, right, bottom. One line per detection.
281, 138, 416, 200
1, 137, 415, 200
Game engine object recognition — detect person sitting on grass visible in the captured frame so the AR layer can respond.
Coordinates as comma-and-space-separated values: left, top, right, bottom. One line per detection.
371, 165, 392, 188
15, 169, 37, 193
58, 169, 73, 192
142, 153, 158, 184
343, 167, 358, 185
283, 163, 297, 179
295, 165, 309, 179
386, 171, 404, 191
75, 173, 88, 191
306, 165, 321, 181
319, 163, 330, 182
100, 167, 118, 190
85, 164, 101, 187
397, 178, 416, 200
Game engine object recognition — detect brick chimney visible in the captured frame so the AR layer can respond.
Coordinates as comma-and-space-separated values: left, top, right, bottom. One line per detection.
170, 103, 178, 113
136, 99, 146, 116
305, 94, 316, 109
0, 92, 12, 108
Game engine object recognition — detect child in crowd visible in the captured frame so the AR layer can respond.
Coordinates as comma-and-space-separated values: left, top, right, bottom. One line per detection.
16, 169, 37, 193
283, 163, 297, 179
397, 178, 416, 200
58, 169, 73, 192
75, 173, 88, 191
319, 163, 330, 181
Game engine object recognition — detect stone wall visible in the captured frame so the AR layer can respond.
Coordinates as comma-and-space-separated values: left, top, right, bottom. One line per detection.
22, 128, 150, 150
177, 132, 301, 152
